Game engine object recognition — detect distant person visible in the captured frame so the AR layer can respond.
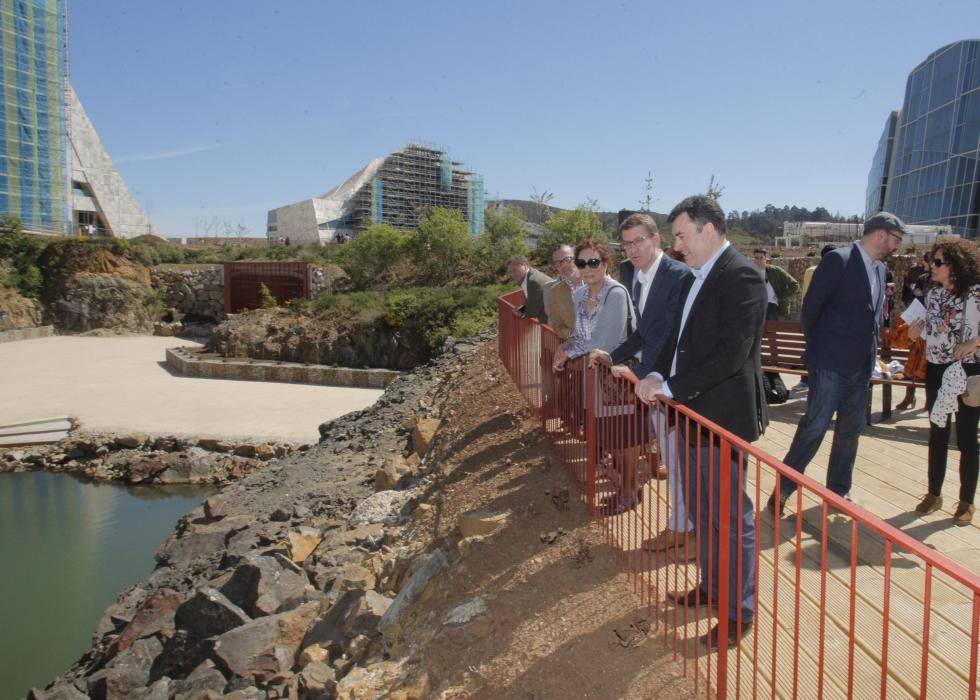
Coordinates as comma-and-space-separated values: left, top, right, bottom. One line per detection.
752, 249, 799, 321
768, 212, 906, 517
636, 195, 768, 650
903, 251, 929, 306
907, 239, 980, 525
801, 244, 837, 299
544, 244, 583, 340
284, 236, 291, 246
507, 255, 553, 323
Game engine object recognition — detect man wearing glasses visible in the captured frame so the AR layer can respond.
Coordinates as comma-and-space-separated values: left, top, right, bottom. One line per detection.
544, 244, 583, 340
589, 214, 693, 547
768, 212, 907, 517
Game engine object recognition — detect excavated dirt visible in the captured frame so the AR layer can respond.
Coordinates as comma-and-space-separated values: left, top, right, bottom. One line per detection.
392, 342, 697, 699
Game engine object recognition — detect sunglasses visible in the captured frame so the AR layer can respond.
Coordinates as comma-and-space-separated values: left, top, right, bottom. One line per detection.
932, 258, 949, 267
575, 257, 603, 269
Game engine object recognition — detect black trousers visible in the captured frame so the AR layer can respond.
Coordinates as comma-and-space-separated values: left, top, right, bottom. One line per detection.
925, 361, 980, 504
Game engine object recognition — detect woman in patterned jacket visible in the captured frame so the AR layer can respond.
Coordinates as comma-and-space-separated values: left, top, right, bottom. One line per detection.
907, 239, 980, 524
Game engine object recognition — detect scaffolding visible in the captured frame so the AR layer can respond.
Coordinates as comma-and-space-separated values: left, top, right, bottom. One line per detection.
0, 0, 70, 235
348, 143, 483, 235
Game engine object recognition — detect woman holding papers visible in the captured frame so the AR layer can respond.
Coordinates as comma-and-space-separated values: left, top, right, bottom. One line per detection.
907, 239, 980, 525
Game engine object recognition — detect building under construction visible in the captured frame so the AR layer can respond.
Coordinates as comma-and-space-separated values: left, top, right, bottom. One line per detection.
267, 143, 485, 246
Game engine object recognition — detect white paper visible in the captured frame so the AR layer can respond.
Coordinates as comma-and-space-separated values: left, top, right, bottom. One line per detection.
900, 298, 927, 325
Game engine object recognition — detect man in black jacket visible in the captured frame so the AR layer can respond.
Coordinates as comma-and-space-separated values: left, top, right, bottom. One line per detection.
636, 195, 768, 650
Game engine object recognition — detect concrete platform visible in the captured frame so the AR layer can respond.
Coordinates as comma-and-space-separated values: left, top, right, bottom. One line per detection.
0, 336, 383, 443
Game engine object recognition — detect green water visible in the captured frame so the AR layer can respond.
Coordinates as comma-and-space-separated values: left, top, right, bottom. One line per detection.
0, 472, 214, 700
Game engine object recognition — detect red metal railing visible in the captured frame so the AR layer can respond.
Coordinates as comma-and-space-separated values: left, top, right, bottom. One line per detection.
498, 290, 980, 699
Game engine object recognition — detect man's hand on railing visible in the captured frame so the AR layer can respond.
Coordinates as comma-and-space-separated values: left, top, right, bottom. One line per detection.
587, 349, 611, 369
552, 345, 569, 372
635, 375, 666, 404
610, 364, 638, 383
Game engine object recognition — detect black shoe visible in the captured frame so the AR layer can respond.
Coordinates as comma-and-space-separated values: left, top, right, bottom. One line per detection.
766, 491, 787, 517
668, 588, 709, 609
701, 618, 753, 650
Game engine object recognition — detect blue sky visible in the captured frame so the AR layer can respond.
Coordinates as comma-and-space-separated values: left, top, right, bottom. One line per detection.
70, 1, 980, 238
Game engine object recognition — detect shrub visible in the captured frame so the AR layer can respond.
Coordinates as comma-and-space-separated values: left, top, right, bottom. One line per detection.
336, 224, 407, 290
407, 207, 473, 285
259, 283, 277, 308
384, 289, 418, 327
0, 217, 47, 298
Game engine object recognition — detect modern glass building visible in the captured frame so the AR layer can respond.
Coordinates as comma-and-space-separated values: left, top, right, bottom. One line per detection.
866, 111, 898, 217
0, 0, 69, 235
868, 40, 980, 238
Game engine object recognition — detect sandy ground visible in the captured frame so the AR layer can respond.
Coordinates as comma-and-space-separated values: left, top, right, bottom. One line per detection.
0, 336, 382, 443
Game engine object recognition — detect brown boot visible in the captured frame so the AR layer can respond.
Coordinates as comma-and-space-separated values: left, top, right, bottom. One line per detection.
953, 501, 975, 525
914, 493, 943, 514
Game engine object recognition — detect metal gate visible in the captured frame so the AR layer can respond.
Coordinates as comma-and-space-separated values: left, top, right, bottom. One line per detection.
223, 262, 310, 313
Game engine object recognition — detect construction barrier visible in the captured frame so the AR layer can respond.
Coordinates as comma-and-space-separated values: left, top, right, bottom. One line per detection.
498, 290, 980, 699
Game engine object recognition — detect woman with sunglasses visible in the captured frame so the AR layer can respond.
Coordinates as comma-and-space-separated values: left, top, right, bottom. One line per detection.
907, 239, 980, 525
552, 239, 633, 510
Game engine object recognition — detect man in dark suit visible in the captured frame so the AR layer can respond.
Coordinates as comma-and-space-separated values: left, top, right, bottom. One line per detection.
507, 255, 553, 323
635, 195, 768, 650
589, 213, 693, 548
768, 212, 906, 515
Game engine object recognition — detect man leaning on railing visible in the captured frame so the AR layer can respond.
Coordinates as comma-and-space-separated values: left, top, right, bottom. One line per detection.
633, 195, 769, 650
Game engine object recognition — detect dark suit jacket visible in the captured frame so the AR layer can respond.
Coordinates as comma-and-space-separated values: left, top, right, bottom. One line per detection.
654, 245, 769, 444
801, 242, 883, 378
611, 254, 691, 377
520, 267, 554, 323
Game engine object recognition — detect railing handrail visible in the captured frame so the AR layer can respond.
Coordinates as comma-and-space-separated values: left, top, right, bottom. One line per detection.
497, 288, 980, 598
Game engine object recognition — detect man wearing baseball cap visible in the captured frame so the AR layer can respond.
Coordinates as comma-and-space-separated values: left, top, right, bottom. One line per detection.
768, 212, 906, 517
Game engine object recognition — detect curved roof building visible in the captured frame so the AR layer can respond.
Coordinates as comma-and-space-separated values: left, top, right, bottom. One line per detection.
867, 40, 980, 238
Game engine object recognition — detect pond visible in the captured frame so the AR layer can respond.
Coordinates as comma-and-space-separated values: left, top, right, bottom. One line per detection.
0, 471, 214, 700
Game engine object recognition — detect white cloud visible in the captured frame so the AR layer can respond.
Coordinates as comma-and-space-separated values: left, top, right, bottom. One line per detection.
116, 143, 220, 164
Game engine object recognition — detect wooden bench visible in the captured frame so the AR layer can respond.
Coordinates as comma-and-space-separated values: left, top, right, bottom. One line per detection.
760, 320, 924, 421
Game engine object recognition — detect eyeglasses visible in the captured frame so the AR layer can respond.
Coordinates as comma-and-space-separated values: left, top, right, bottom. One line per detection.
886, 230, 903, 243
553, 255, 574, 266
932, 258, 949, 267
622, 236, 649, 250
575, 257, 602, 269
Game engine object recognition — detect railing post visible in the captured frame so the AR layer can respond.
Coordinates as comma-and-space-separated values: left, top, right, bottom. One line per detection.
585, 363, 597, 516
716, 438, 732, 699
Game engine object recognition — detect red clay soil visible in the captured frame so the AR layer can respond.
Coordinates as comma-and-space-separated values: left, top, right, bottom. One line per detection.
395, 342, 698, 699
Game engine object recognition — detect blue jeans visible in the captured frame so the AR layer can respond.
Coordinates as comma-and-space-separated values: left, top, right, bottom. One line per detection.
780, 366, 870, 498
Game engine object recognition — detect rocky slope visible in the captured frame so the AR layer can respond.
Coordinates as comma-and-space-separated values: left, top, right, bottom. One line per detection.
31, 332, 695, 700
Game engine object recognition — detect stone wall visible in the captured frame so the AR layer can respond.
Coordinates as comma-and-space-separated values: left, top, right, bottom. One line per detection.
151, 267, 225, 321
166, 346, 399, 389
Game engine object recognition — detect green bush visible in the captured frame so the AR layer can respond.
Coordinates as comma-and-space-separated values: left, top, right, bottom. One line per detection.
473, 205, 529, 282
407, 207, 473, 285
384, 289, 418, 327
312, 284, 507, 350
336, 224, 407, 290
259, 283, 277, 309
0, 217, 47, 298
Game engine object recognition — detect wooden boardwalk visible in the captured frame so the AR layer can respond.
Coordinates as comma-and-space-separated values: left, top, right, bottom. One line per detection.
555, 380, 980, 699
